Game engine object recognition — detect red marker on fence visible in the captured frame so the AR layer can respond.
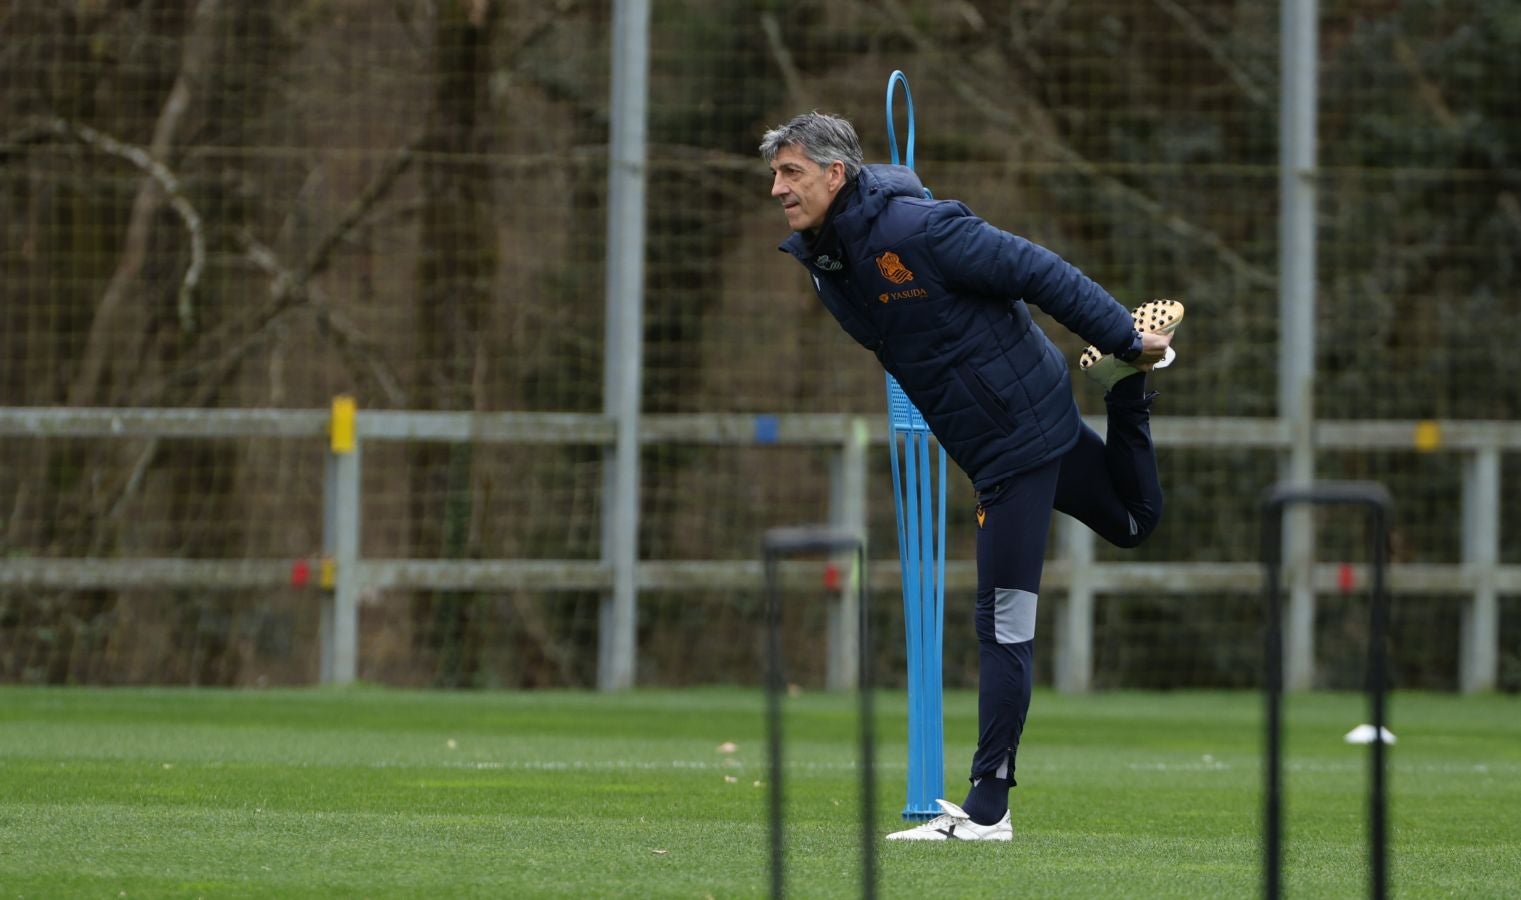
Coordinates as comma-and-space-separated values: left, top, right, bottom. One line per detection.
290, 558, 311, 588
1337, 562, 1355, 594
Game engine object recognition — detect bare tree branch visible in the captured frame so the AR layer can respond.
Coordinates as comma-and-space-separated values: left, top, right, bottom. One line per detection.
40, 117, 207, 333
385, 0, 430, 54
244, 234, 409, 406
102, 438, 160, 525
61, 0, 216, 406
1392, 36, 1459, 130
760, 13, 810, 110
503, 0, 580, 62
133, 133, 425, 405
295, 134, 424, 284
0, 123, 63, 166
1152, 0, 1271, 108
874, 0, 1276, 290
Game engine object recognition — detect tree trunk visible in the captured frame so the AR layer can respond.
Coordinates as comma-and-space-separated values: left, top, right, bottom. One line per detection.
408, 0, 500, 687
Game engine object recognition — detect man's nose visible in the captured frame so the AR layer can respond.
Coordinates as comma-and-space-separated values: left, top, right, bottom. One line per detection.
770, 174, 787, 198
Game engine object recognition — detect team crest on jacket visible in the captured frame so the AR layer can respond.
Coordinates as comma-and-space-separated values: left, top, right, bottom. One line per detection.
875, 251, 914, 284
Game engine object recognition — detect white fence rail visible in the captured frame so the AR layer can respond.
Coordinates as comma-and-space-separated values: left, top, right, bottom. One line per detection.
1, 406, 1516, 692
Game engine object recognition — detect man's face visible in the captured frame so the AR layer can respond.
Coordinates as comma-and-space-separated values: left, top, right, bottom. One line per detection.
769, 144, 845, 232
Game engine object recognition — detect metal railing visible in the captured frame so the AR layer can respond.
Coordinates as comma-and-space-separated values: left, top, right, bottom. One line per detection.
2, 405, 1516, 692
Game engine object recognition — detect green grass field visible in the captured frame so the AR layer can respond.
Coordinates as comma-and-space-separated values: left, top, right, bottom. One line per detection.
1, 686, 1517, 898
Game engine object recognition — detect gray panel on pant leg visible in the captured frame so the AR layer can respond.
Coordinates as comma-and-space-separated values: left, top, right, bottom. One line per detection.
993, 588, 1038, 644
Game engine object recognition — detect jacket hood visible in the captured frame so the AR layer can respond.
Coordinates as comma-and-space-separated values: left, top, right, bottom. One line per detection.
854, 164, 926, 217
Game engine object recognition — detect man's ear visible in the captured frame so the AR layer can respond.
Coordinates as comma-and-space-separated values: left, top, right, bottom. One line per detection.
827, 160, 847, 192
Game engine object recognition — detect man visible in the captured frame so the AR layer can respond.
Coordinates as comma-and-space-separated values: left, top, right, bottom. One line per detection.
761, 112, 1183, 842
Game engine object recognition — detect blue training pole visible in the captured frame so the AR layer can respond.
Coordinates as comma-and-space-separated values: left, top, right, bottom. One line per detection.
884, 70, 947, 821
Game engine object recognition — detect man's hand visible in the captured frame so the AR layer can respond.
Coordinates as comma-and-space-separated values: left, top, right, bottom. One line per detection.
1133, 330, 1173, 371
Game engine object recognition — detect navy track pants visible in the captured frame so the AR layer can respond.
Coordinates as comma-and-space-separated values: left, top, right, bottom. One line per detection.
968, 393, 1163, 783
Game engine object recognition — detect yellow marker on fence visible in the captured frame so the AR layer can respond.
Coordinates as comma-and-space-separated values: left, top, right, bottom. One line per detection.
319, 556, 337, 590
1413, 419, 1442, 453
330, 394, 356, 454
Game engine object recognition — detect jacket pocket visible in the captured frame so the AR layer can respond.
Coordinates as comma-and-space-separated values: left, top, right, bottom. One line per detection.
955, 363, 1017, 434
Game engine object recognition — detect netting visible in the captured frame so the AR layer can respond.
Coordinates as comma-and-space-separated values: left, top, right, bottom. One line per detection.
0, 1, 1515, 688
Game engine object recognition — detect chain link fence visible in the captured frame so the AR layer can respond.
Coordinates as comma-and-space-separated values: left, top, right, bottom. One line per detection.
1, 1, 1517, 689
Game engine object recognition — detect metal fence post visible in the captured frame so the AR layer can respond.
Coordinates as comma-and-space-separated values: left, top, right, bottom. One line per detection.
1460, 447, 1501, 692
320, 448, 337, 684
597, 0, 651, 692
1279, 0, 1321, 693
329, 395, 362, 684
827, 418, 870, 691
1056, 514, 1095, 693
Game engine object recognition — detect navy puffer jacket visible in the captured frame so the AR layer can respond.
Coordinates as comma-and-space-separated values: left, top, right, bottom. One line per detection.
780, 164, 1138, 490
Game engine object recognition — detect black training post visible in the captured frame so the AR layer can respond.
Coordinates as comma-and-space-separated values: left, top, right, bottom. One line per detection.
1260, 480, 1393, 900
763, 525, 874, 900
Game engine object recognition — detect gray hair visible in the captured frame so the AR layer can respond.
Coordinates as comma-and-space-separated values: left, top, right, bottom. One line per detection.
759, 112, 863, 180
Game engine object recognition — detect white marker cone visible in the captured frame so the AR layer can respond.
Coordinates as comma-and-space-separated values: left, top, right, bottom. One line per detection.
1344, 724, 1396, 745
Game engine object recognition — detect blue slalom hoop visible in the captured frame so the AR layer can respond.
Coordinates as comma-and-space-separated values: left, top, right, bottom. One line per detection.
885, 70, 916, 169
882, 69, 947, 821
885, 70, 934, 200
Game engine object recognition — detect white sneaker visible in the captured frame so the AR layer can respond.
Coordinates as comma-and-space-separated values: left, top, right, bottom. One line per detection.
1079, 298, 1186, 391
883, 799, 1012, 842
